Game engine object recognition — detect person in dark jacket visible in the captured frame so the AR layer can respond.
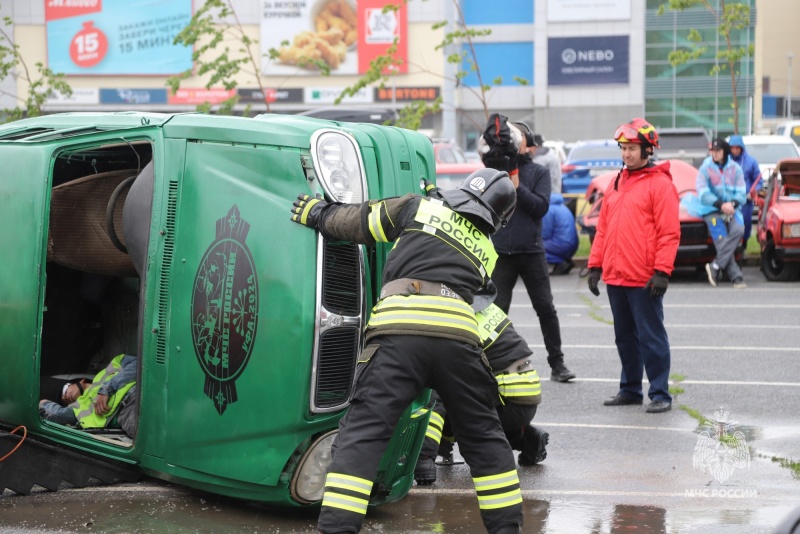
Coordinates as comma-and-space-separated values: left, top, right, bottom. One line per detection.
488, 121, 576, 383
728, 135, 761, 243
291, 168, 524, 534
542, 193, 579, 275
587, 118, 680, 414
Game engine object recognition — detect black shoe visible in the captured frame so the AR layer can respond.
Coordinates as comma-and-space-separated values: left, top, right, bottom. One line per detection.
551, 261, 575, 275
705, 263, 719, 287
550, 362, 576, 382
646, 400, 672, 413
603, 394, 643, 406
518, 427, 549, 466
414, 455, 437, 485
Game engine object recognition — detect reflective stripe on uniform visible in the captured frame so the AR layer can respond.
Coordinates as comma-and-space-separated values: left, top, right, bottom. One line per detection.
496, 370, 541, 398
473, 469, 523, 510
321, 472, 372, 515
369, 295, 479, 337
424, 410, 445, 444
412, 198, 497, 276
368, 201, 391, 243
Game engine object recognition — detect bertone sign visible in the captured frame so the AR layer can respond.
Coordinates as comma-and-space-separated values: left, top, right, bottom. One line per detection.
547, 35, 629, 86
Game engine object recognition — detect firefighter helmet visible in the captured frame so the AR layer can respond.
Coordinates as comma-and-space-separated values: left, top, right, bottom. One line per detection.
440, 168, 516, 234
614, 118, 660, 148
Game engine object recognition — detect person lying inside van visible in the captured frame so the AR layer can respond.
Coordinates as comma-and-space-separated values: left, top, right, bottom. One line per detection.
39, 354, 136, 430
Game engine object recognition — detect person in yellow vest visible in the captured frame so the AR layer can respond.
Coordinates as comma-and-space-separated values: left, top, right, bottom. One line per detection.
39, 354, 136, 429
414, 304, 547, 485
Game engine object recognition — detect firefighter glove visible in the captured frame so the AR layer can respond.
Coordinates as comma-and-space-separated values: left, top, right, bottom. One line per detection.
646, 270, 669, 298
291, 193, 327, 229
587, 268, 602, 297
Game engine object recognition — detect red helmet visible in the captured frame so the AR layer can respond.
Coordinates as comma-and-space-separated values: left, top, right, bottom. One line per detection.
614, 118, 660, 148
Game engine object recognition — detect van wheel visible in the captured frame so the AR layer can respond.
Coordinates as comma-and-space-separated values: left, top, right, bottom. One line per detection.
761, 239, 800, 281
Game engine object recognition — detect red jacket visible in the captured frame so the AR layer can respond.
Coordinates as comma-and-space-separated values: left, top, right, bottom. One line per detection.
588, 161, 680, 286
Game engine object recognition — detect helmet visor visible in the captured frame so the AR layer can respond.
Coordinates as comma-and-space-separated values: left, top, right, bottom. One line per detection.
614, 124, 642, 144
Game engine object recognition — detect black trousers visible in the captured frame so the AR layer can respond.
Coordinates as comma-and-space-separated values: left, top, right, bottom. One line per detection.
422, 395, 538, 457
318, 335, 523, 534
492, 252, 564, 366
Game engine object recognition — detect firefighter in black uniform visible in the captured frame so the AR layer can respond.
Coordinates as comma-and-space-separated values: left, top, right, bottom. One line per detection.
414, 303, 549, 485
291, 168, 524, 534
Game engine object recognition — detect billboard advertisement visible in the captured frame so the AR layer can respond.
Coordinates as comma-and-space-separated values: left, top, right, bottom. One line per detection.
547, 36, 629, 86
547, 0, 631, 22
260, 0, 407, 76
46, 0, 193, 75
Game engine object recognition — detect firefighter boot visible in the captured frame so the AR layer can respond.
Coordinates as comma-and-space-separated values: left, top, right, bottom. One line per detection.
518, 426, 549, 466
414, 455, 437, 485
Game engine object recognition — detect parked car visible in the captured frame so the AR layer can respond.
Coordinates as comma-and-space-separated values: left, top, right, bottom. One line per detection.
654, 127, 712, 168
435, 161, 485, 190
739, 135, 800, 183
756, 158, 800, 281
0, 112, 431, 504
774, 120, 800, 146
433, 141, 469, 165
561, 139, 622, 194
579, 159, 738, 268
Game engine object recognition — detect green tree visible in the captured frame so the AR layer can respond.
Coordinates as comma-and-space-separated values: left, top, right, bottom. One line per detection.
168, 0, 291, 115
0, 13, 72, 123
658, 0, 755, 134
335, 1, 529, 131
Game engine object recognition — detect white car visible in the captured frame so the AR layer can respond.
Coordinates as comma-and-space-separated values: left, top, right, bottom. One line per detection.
740, 135, 800, 183
774, 121, 800, 146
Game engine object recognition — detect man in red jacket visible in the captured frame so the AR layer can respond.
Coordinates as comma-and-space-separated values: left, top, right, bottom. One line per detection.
586, 118, 680, 414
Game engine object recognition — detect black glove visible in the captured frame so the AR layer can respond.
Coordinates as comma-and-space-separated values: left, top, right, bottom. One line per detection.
646, 270, 669, 298
587, 268, 602, 296
290, 193, 327, 229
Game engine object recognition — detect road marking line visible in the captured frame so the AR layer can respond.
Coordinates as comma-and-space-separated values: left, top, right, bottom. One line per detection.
514, 323, 799, 330
534, 422, 693, 432
552, 377, 800, 387
514, 304, 800, 309
528, 344, 800, 352
410, 488, 791, 500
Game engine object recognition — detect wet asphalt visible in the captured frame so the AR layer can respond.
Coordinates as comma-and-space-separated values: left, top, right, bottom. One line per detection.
1, 264, 799, 533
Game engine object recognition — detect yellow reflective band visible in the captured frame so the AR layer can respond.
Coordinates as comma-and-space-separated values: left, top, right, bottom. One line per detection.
413, 198, 497, 275
300, 198, 320, 225
368, 201, 389, 242
429, 411, 444, 428
426, 426, 443, 443
497, 371, 541, 397
369, 311, 479, 335
411, 407, 429, 419
375, 295, 475, 315
321, 493, 370, 515
473, 470, 520, 491
325, 473, 373, 495
476, 489, 523, 510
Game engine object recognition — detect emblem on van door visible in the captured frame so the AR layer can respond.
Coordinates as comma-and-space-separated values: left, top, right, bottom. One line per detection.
191, 205, 259, 415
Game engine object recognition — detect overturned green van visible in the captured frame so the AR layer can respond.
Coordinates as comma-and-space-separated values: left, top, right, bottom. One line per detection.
0, 111, 433, 506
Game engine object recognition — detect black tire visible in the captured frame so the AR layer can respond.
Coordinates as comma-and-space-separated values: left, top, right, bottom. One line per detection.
761, 239, 800, 281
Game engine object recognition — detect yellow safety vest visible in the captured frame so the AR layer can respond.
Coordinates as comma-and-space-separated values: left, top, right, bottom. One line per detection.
72, 355, 136, 429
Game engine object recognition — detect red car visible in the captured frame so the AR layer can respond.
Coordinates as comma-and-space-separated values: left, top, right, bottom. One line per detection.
579, 159, 724, 268
434, 161, 485, 191
756, 159, 800, 281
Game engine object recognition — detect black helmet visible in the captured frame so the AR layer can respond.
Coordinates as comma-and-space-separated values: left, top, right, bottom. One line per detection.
441, 169, 516, 233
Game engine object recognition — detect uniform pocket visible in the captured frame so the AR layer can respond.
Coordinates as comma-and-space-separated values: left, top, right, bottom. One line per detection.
351, 343, 380, 402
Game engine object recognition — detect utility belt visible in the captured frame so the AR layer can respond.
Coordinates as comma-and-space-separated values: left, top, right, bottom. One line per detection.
380, 278, 464, 301
496, 357, 541, 405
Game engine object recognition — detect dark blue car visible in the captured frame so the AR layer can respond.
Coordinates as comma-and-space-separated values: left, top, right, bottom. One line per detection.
561, 140, 622, 194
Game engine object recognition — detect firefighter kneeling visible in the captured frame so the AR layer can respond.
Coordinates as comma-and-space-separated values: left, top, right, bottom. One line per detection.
291, 168, 524, 534
414, 304, 548, 486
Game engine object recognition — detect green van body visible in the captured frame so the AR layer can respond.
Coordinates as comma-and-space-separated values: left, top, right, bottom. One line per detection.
0, 112, 434, 506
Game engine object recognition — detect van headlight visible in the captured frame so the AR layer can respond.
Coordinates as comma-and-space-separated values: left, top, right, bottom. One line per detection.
291, 431, 337, 504
311, 130, 367, 204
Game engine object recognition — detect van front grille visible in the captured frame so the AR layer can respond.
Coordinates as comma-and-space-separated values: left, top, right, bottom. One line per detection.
315, 327, 359, 408
321, 241, 361, 316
